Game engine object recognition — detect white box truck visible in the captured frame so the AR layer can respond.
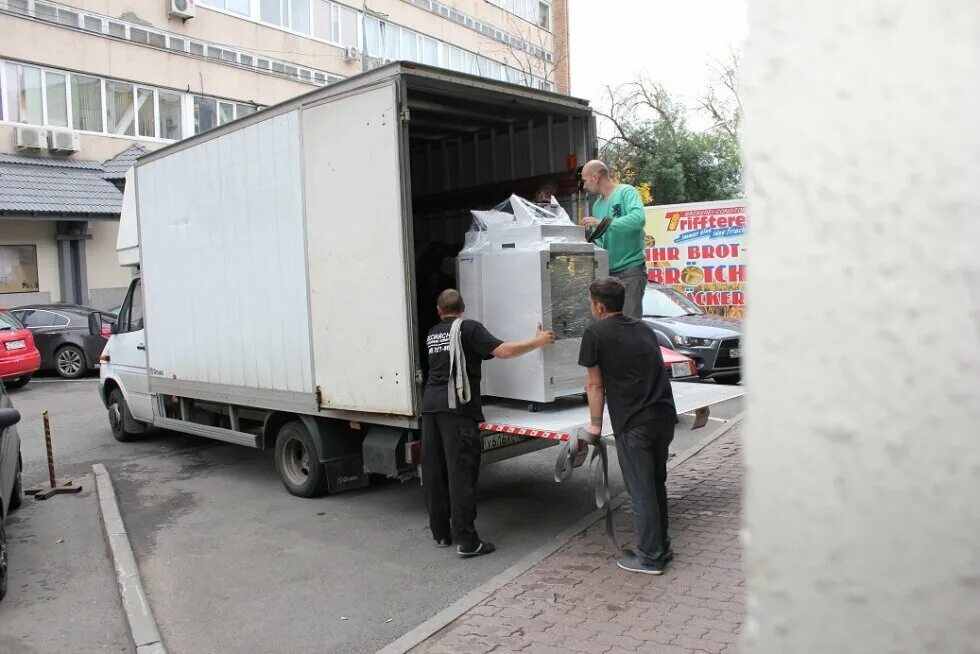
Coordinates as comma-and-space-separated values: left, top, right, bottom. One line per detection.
96, 63, 742, 497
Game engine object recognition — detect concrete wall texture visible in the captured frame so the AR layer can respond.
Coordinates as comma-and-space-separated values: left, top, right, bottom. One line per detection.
742, 1, 980, 652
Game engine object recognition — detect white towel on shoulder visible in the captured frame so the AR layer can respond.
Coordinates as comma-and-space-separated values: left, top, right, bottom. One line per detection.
447, 318, 471, 409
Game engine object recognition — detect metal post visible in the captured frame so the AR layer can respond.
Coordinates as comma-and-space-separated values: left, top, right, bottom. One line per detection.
44, 410, 55, 488
26, 411, 82, 500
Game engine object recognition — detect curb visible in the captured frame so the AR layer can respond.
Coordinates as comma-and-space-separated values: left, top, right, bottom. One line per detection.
92, 463, 167, 654
377, 413, 744, 654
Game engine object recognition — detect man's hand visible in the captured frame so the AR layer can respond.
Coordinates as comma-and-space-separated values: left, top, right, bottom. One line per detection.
581, 216, 601, 228
585, 423, 602, 437
535, 323, 556, 347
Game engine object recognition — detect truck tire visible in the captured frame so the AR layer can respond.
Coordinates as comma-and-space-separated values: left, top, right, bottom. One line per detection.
275, 421, 328, 498
107, 389, 140, 442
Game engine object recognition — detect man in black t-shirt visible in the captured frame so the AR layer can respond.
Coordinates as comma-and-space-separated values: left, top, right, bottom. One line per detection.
422, 289, 555, 557
578, 277, 677, 575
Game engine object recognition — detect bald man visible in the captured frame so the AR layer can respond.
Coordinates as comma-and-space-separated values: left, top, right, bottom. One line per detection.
581, 160, 648, 319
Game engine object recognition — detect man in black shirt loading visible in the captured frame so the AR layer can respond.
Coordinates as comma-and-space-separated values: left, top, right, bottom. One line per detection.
422, 289, 555, 557
578, 277, 677, 575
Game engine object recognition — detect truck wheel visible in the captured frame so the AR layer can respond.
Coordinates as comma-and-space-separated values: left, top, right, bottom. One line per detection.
275, 421, 328, 498
55, 345, 86, 379
107, 389, 139, 442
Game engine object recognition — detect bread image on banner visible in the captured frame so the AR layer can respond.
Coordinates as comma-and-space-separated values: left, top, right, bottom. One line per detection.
681, 266, 704, 286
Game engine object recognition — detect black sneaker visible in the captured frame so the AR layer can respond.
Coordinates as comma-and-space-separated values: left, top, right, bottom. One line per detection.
664, 548, 675, 563
617, 555, 664, 575
435, 538, 452, 548
457, 540, 496, 558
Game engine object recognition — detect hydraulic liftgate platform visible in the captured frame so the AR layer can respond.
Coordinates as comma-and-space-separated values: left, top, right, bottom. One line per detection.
477, 382, 745, 464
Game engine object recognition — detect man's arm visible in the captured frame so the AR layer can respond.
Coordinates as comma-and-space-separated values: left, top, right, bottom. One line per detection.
584, 366, 605, 436
492, 323, 555, 359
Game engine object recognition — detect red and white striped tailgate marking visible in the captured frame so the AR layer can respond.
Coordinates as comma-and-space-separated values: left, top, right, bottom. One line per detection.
479, 422, 572, 442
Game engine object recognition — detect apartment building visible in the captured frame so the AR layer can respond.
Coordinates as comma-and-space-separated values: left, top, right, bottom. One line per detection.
0, 0, 569, 309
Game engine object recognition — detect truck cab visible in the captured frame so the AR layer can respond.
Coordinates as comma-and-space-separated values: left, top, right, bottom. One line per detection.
98, 169, 152, 440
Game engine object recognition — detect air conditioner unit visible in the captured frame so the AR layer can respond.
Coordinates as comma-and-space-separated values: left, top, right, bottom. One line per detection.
168, 0, 195, 19
13, 126, 48, 151
48, 129, 81, 154
364, 56, 391, 71
342, 46, 361, 62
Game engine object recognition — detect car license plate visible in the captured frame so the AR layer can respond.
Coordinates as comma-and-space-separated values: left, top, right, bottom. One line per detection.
4, 340, 26, 350
729, 348, 741, 358
671, 362, 691, 378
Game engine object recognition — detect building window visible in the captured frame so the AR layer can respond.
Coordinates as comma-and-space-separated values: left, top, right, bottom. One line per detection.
106, 81, 136, 136
1, 59, 261, 141
260, 0, 282, 25
0, 245, 39, 294
137, 88, 155, 137
199, 0, 250, 15
3, 63, 43, 126
158, 91, 182, 140
45, 71, 69, 127
70, 73, 103, 132
421, 37, 439, 65
218, 101, 235, 125
108, 21, 126, 38
538, 1, 550, 30
82, 15, 103, 31
194, 96, 218, 134
290, 0, 311, 34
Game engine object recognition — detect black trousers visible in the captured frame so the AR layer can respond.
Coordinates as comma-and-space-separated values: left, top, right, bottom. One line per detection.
421, 412, 483, 549
616, 414, 675, 565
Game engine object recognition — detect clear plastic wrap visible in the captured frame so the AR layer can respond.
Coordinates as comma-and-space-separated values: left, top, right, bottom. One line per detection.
462, 194, 582, 255
456, 195, 610, 404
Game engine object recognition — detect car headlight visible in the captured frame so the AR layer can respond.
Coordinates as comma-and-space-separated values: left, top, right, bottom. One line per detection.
674, 335, 714, 347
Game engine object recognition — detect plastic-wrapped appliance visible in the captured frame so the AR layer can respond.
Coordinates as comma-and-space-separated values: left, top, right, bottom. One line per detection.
457, 195, 609, 404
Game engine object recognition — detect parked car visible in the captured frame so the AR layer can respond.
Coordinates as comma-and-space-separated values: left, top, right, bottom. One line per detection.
0, 377, 25, 600
9, 305, 114, 379
661, 346, 698, 381
0, 310, 41, 389
643, 284, 742, 384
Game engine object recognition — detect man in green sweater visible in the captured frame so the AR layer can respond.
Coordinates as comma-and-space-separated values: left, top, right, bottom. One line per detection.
581, 160, 648, 319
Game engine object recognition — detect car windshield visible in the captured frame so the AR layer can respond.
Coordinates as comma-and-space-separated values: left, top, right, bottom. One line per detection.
643, 286, 705, 318
0, 311, 23, 331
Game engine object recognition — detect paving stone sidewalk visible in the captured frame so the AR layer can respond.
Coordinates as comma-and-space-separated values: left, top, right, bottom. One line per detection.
415, 427, 745, 654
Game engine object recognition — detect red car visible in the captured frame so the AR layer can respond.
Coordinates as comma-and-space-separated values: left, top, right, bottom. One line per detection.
0, 309, 41, 389
661, 346, 697, 381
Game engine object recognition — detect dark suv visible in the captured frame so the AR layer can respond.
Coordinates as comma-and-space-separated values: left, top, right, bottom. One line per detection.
642, 284, 742, 384
0, 377, 24, 599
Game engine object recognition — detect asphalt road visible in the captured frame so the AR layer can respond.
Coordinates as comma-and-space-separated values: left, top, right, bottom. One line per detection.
2, 378, 742, 654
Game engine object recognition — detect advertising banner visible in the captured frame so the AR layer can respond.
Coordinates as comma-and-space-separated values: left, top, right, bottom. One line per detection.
644, 200, 747, 319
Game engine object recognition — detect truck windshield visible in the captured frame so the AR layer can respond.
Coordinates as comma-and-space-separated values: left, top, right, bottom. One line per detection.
642, 286, 704, 318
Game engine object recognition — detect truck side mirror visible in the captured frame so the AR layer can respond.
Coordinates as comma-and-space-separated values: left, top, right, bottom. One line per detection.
88, 312, 104, 337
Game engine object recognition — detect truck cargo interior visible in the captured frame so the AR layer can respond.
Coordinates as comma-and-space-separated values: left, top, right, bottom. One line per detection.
402, 76, 595, 373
